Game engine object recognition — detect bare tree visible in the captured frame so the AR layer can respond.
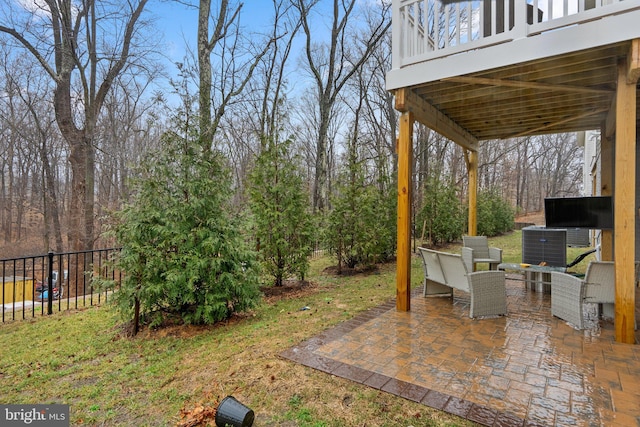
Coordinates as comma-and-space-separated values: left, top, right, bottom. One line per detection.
515, 137, 533, 213
538, 133, 583, 199
1, 51, 65, 251
251, 0, 302, 147
1, 0, 152, 250
197, 0, 273, 149
359, 30, 397, 189
293, 0, 390, 211
217, 0, 302, 203
0, 83, 21, 242
96, 76, 164, 215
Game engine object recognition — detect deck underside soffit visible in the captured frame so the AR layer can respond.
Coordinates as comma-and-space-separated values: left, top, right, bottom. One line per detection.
399, 41, 640, 143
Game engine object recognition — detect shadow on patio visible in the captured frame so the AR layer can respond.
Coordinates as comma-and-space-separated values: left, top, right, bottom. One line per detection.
281, 275, 640, 426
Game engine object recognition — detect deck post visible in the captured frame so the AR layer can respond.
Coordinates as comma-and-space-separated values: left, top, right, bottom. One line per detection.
396, 110, 413, 312
467, 150, 478, 237
614, 56, 637, 344
600, 130, 614, 261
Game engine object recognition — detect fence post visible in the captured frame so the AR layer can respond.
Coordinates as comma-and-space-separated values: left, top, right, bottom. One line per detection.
47, 251, 54, 315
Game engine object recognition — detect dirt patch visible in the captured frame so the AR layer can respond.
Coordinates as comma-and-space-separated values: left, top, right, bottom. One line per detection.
322, 264, 379, 276
515, 211, 545, 225
260, 280, 318, 304
112, 311, 255, 340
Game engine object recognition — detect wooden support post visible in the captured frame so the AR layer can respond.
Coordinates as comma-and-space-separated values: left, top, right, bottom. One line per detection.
600, 132, 614, 261
614, 58, 636, 344
468, 150, 478, 237
397, 111, 413, 312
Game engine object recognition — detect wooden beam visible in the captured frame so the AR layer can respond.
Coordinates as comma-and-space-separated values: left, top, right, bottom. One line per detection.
627, 39, 640, 84
614, 58, 636, 344
394, 88, 409, 112
604, 95, 617, 138
395, 88, 478, 152
396, 111, 413, 312
508, 107, 609, 139
606, 39, 639, 138
467, 150, 478, 237
443, 76, 613, 96
600, 130, 614, 262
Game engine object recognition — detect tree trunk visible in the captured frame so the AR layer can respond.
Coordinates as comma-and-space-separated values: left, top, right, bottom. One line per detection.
1, 0, 150, 251
313, 109, 331, 211
198, 0, 218, 149
296, 0, 390, 212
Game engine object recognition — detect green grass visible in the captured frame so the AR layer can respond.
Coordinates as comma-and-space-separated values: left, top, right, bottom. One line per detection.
0, 252, 476, 427
1, 231, 592, 426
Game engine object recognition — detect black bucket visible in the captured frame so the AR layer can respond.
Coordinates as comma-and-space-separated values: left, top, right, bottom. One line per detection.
215, 396, 255, 427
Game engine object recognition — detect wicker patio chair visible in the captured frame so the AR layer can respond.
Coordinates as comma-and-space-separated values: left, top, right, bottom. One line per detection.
418, 246, 453, 297
550, 271, 589, 329
583, 261, 615, 314
461, 236, 502, 272
551, 261, 615, 329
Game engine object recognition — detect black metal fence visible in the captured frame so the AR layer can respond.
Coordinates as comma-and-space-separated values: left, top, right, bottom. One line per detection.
1, 248, 121, 323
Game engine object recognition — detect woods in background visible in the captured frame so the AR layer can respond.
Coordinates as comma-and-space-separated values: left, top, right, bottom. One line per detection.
0, 0, 584, 259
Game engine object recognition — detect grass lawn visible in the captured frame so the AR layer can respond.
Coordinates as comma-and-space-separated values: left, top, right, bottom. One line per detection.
0, 231, 595, 426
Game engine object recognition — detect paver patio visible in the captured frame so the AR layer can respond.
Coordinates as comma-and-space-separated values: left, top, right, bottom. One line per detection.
281, 273, 640, 426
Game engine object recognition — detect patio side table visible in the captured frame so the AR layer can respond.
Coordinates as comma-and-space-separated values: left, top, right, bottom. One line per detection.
497, 263, 567, 293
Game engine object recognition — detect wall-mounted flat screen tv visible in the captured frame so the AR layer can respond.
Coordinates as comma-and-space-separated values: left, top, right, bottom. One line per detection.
544, 196, 613, 229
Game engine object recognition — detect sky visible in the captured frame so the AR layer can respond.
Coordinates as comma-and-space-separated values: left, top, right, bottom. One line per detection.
150, 0, 332, 103
4, 0, 347, 112
148, 0, 585, 64
8, 0, 583, 107
153, 1, 281, 67
149, 0, 348, 107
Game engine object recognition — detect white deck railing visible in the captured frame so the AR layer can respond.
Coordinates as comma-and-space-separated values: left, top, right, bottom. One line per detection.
392, 0, 636, 69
